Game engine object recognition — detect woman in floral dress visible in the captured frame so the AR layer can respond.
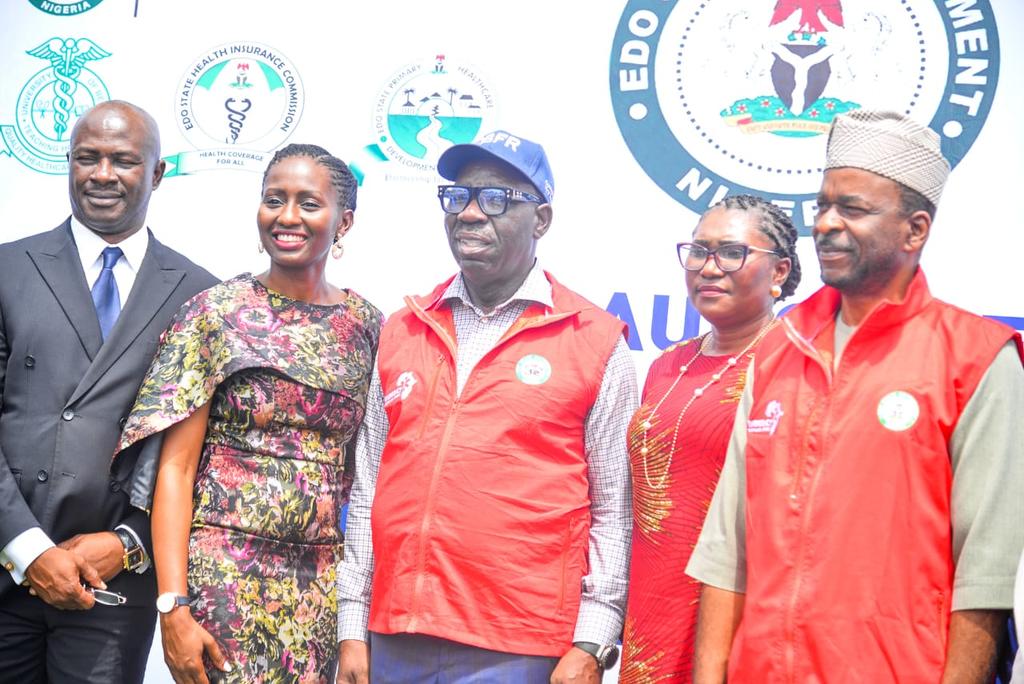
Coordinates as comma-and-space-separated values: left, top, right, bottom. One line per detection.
116, 144, 381, 683
620, 195, 800, 682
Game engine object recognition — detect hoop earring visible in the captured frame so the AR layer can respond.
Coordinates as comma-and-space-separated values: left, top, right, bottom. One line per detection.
257, 241, 265, 254
331, 240, 344, 260
770, 284, 782, 299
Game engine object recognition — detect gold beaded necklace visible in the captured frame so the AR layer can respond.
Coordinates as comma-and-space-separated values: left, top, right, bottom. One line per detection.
640, 319, 777, 489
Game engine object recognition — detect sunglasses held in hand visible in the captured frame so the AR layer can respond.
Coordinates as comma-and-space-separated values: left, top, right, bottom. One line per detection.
85, 584, 127, 606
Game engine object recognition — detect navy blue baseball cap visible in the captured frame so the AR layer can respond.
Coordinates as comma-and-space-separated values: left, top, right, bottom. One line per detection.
437, 130, 555, 203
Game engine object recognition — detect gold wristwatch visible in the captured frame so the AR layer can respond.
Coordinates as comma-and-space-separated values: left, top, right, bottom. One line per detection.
114, 528, 145, 572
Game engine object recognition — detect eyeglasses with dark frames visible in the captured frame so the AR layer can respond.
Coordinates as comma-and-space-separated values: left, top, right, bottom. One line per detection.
437, 185, 544, 217
677, 242, 782, 272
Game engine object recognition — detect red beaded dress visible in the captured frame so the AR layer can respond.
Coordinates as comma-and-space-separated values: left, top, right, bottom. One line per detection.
620, 335, 760, 683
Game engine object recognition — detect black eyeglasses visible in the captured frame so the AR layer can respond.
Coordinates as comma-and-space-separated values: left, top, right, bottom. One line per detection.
437, 185, 544, 217
677, 242, 781, 272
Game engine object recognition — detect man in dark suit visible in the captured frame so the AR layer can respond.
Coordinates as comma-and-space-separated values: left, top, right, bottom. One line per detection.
0, 100, 217, 682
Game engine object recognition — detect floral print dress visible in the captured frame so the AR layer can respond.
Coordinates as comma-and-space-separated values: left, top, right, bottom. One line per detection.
118, 274, 381, 683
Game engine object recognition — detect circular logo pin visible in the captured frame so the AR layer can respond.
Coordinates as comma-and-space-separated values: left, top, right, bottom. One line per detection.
515, 354, 552, 386
877, 390, 920, 431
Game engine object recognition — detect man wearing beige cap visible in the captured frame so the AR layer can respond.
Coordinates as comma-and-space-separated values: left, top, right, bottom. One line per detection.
686, 110, 1024, 683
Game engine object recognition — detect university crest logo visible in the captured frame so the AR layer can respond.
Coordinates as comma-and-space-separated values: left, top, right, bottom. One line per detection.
351, 54, 496, 184
165, 42, 304, 176
0, 37, 111, 174
610, 0, 999, 233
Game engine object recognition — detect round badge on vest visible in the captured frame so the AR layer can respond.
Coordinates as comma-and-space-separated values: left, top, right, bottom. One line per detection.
515, 354, 552, 385
876, 390, 920, 431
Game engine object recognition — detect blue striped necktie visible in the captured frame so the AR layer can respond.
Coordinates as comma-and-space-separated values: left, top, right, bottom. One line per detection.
91, 246, 123, 340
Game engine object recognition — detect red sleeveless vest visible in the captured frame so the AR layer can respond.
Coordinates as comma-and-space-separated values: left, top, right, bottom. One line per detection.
370, 272, 625, 656
732, 270, 1021, 683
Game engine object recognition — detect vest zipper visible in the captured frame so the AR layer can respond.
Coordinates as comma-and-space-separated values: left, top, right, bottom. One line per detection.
416, 354, 445, 439
783, 391, 833, 683
407, 395, 462, 632
781, 319, 835, 681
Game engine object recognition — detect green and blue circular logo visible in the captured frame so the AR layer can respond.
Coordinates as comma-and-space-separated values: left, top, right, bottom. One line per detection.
28, 0, 104, 16
877, 390, 920, 432
369, 54, 497, 178
515, 354, 553, 386
165, 41, 305, 176
610, 0, 1000, 234
0, 38, 111, 174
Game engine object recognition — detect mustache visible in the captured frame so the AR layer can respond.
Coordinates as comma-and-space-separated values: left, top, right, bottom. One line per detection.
815, 235, 850, 251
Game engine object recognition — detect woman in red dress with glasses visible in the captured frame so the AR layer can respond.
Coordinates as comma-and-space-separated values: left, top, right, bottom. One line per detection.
620, 195, 801, 682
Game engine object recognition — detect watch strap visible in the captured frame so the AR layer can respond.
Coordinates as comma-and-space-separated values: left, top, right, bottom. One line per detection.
114, 528, 145, 572
573, 641, 618, 670
156, 592, 191, 613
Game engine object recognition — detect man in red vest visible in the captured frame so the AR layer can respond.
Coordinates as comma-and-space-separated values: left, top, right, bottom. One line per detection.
686, 110, 1024, 683
337, 130, 636, 683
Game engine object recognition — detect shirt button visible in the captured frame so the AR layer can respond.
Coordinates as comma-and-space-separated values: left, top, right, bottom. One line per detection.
24, 355, 35, 368
36, 470, 48, 483
790, 493, 798, 500
61, 409, 74, 421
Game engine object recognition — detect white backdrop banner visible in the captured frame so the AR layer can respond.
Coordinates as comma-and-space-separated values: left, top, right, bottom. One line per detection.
1, 1, 1020, 681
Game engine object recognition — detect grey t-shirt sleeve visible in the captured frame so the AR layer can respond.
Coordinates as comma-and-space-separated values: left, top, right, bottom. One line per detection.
684, 362, 752, 593
949, 340, 1024, 610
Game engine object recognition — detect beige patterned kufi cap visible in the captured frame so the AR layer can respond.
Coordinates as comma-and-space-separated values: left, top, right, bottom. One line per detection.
825, 110, 950, 206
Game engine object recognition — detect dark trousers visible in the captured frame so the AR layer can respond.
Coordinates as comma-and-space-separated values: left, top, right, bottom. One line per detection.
370, 631, 561, 684
0, 572, 156, 684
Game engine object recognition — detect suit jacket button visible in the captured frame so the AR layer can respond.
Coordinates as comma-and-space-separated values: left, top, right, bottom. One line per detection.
118, 417, 127, 429
24, 355, 35, 368
109, 480, 122, 493
61, 409, 74, 421
36, 470, 48, 483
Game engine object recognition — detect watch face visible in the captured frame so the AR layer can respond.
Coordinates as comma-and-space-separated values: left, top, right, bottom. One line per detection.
156, 593, 183, 613
600, 645, 619, 670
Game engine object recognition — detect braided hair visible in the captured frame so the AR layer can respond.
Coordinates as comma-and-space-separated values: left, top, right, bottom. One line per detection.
262, 143, 358, 212
706, 194, 802, 300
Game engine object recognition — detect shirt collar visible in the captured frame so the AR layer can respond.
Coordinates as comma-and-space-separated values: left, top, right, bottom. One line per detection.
69, 216, 150, 273
443, 260, 553, 315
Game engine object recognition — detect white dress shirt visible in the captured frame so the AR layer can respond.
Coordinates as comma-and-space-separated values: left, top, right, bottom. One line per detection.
70, 215, 149, 303
0, 219, 151, 584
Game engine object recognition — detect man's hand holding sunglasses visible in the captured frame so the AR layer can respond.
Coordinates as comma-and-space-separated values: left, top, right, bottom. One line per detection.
23, 546, 104, 610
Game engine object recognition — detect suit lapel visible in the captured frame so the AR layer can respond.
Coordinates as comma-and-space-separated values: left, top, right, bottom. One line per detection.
68, 234, 185, 406
26, 221, 103, 360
